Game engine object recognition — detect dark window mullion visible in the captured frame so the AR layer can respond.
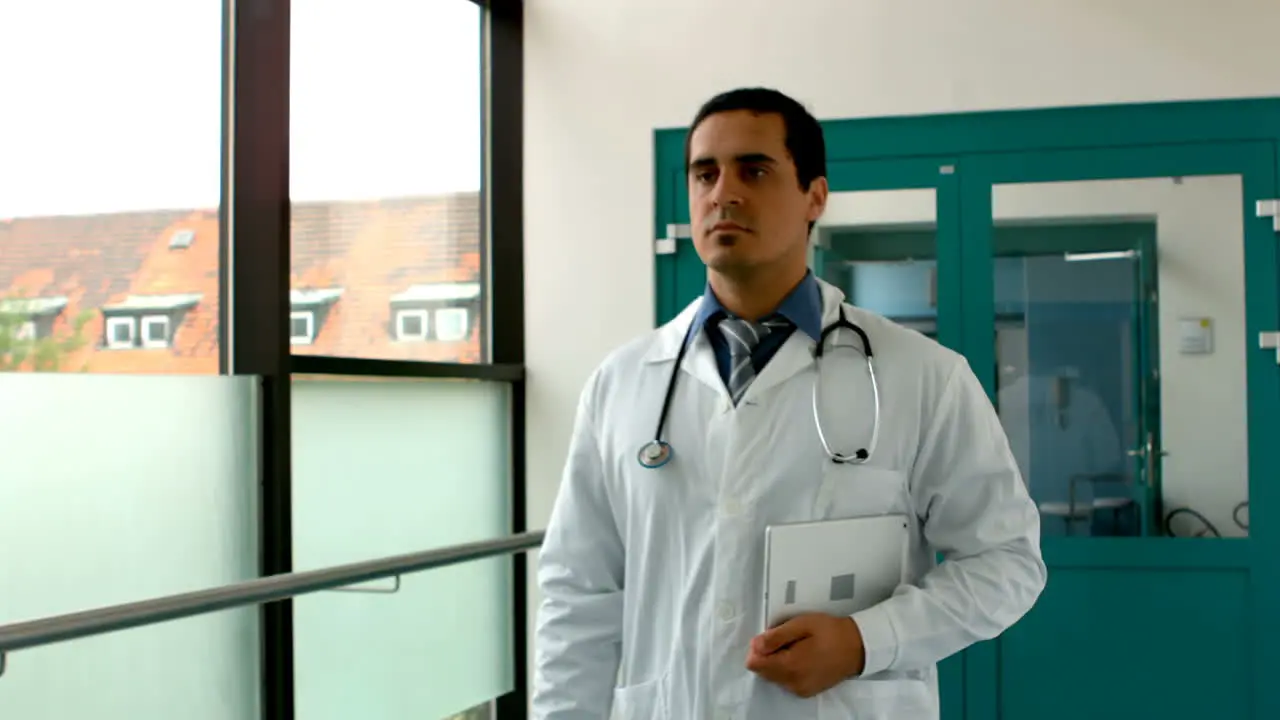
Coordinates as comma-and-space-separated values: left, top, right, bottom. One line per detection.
486, 1, 527, 719
228, 1, 294, 720
290, 355, 524, 382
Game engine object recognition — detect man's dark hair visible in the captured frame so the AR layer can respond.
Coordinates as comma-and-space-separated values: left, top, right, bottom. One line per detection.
683, 87, 827, 192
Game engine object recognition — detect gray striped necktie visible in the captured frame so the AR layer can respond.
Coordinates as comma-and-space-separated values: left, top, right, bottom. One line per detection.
719, 315, 790, 404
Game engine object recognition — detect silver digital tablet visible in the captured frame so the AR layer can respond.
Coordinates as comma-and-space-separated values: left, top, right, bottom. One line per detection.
762, 514, 910, 631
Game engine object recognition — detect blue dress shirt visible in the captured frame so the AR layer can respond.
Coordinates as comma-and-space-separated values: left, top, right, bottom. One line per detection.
689, 271, 825, 387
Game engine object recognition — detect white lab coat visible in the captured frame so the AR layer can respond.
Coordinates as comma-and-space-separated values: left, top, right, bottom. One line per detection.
533, 278, 1046, 720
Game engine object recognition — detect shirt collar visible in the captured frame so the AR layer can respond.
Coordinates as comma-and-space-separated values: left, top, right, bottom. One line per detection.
690, 270, 824, 342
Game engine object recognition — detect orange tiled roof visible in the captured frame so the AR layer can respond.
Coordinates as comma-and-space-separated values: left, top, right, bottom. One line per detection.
0, 192, 482, 373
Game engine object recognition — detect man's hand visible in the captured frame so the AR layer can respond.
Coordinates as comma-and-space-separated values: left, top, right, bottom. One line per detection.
744, 613, 866, 698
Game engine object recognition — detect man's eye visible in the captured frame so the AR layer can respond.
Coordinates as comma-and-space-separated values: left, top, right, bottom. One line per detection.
695, 171, 716, 183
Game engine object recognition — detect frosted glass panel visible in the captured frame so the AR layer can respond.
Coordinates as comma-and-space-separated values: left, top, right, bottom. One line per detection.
292, 377, 513, 719
0, 373, 260, 719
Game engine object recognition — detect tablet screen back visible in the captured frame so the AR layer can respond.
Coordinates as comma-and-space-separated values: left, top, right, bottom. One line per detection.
762, 514, 910, 630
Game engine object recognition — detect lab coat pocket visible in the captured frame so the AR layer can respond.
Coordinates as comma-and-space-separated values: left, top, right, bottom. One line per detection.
816, 464, 911, 519
610, 675, 669, 720
817, 678, 935, 720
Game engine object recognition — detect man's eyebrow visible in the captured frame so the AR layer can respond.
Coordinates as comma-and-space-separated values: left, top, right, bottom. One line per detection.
688, 157, 717, 172
687, 153, 779, 171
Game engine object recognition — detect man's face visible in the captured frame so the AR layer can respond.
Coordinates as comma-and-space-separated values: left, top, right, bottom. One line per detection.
687, 110, 827, 279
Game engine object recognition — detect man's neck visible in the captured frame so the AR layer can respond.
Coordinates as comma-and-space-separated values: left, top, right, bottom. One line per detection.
708, 264, 808, 321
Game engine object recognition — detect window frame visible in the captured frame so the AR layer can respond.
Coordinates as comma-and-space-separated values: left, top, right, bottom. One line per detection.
104, 316, 137, 349
288, 310, 315, 345
435, 306, 470, 342
394, 308, 431, 342
15, 320, 37, 342
140, 314, 171, 349
224, 2, 526, 719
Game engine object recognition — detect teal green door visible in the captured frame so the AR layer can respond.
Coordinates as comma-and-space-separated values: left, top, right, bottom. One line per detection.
962, 141, 1276, 720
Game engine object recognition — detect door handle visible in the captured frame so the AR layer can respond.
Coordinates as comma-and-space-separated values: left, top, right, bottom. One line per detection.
1127, 433, 1167, 458
1128, 433, 1167, 487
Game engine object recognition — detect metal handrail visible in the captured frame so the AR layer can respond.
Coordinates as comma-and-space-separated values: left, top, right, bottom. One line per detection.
0, 530, 544, 675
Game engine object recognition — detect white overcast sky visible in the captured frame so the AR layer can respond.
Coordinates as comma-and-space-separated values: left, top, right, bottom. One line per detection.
0, 0, 481, 219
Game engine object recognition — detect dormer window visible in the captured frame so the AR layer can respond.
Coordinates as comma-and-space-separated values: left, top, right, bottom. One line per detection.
101, 293, 201, 350
0, 296, 69, 343
289, 287, 343, 346
389, 282, 480, 343
108, 315, 173, 349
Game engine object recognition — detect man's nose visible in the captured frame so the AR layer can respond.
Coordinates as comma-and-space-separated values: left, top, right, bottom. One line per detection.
710, 174, 744, 206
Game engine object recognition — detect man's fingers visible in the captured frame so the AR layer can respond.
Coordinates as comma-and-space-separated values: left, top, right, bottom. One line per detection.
746, 646, 788, 675
756, 617, 813, 655
751, 660, 791, 685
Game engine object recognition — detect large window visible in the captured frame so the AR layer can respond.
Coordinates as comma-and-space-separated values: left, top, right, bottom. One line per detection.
0, 3, 251, 715
289, 0, 485, 364
0, 1, 526, 719
0, 2, 223, 375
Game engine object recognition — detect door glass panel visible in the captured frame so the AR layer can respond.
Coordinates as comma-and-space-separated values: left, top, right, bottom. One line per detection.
991, 176, 1248, 538
815, 188, 939, 338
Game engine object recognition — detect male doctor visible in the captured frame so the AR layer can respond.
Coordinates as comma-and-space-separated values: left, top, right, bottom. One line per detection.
533, 87, 1046, 720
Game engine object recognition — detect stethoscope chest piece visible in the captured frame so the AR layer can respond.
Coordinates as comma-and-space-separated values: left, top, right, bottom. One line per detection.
637, 440, 673, 469
829, 448, 870, 465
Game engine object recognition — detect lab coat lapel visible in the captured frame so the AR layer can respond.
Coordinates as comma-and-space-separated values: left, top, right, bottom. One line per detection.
682, 328, 729, 397
744, 333, 814, 399
642, 296, 731, 398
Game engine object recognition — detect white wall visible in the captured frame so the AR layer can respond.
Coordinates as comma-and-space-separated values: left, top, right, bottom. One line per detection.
522, 0, 1280, 680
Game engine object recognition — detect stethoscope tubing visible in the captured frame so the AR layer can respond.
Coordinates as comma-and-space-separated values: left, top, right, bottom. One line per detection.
639, 306, 877, 468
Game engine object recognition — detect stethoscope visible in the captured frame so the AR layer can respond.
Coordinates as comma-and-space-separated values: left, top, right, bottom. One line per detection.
636, 305, 881, 469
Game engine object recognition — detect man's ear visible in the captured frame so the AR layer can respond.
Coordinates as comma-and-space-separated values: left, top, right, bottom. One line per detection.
807, 176, 829, 224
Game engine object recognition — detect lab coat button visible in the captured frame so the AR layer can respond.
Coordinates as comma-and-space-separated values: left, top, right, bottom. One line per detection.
723, 498, 742, 516
717, 601, 734, 621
